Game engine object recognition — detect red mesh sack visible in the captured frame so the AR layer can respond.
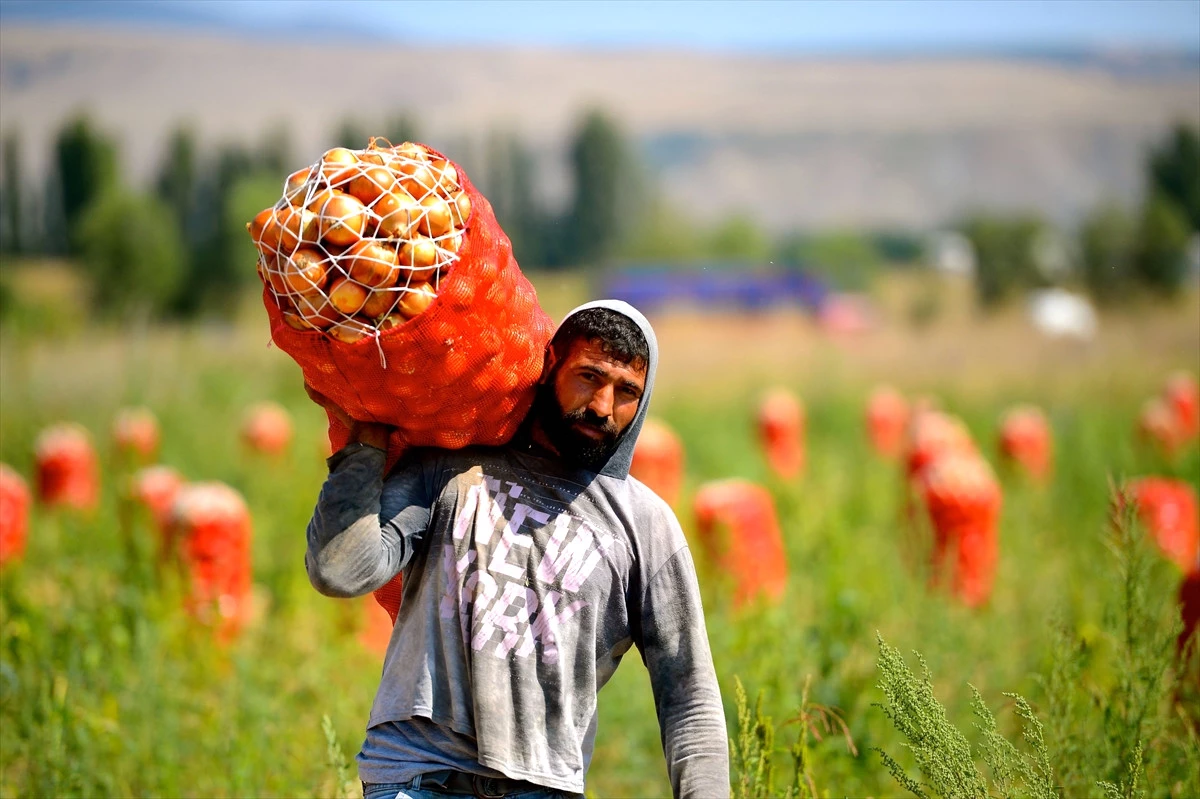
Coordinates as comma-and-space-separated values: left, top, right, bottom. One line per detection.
1137, 397, 1184, 460
35, 423, 99, 511
112, 407, 160, 464
359, 596, 395, 656
169, 482, 254, 641
1126, 477, 1199, 572
905, 410, 975, 481
692, 479, 787, 608
919, 453, 1002, 608
0, 464, 30, 568
1164, 371, 1199, 442
757, 388, 805, 480
866, 385, 908, 459
126, 465, 185, 555
630, 417, 685, 507
1179, 568, 1200, 680
252, 140, 553, 623
997, 404, 1053, 482
255, 140, 552, 456
241, 401, 293, 457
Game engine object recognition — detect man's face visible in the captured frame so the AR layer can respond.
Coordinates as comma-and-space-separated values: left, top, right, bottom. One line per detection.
533, 336, 647, 471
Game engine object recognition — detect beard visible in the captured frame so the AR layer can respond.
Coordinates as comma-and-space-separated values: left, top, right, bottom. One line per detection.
531, 379, 622, 472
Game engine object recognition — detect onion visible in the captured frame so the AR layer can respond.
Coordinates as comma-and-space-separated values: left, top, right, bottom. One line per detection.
419, 195, 453, 238
276, 205, 317, 254
248, 207, 275, 245
362, 287, 399, 319
320, 147, 359, 187
328, 318, 373, 344
348, 166, 398, 206
284, 247, 329, 294
376, 313, 406, 332
327, 277, 370, 316
430, 158, 459, 195
399, 236, 438, 282
343, 240, 399, 289
284, 168, 314, 206
295, 288, 338, 329
397, 160, 436, 200
372, 191, 421, 239
315, 192, 367, 248
281, 306, 313, 331
451, 191, 472, 227
391, 142, 428, 161
397, 283, 437, 318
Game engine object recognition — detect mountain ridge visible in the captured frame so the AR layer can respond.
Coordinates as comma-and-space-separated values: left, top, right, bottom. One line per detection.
1, 23, 1197, 229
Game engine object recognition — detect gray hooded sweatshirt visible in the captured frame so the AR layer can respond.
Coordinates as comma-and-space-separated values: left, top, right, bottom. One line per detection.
305, 300, 730, 797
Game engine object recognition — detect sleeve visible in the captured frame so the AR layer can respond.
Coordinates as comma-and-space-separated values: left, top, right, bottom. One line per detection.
638, 545, 731, 799
305, 443, 433, 598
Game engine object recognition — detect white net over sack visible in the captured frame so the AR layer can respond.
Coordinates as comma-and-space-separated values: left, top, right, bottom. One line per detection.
249, 138, 472, 345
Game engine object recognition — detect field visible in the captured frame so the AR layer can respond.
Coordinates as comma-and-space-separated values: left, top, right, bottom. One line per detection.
1, 266, 1198, 797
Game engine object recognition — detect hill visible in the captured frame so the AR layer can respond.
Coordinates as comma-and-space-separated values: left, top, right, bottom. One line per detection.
1, 23, 1197, 229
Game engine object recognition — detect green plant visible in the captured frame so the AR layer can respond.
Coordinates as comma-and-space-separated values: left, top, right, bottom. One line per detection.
730, 675, 855, 799
322, 714, 356, 799
75, 188, 186, 319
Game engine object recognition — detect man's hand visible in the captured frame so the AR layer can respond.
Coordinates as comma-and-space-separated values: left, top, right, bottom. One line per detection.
304, 383, 393, 451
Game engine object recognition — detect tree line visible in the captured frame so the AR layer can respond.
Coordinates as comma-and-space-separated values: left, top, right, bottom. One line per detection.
0, 111, 1196, 321
0, 109, 647, 319
960, 123, 1199, 308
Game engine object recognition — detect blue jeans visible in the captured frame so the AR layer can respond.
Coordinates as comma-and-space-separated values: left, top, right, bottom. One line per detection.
361, 778, 578, 799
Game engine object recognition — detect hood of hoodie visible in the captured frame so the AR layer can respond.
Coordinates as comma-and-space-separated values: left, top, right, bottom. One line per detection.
550, 299, 658, 480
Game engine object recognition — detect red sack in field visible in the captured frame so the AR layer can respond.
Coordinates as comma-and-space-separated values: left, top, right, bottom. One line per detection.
866, 385, 908, 459
757, 388, 805, 480
1127, 477, 1199, 572
693, 479, 788, 608
920, 453, 1002, 608
112, 407, 160, 464
169, 482, 254, 642
1165, 371, 1199, 442
125, 465, 185, 553
253, 141, 554, 623
35, 423, 99, 511
241, 401, 293, 457
630, 417, 685, 507
0, 464, 30, 567
997, 404, 1053, 482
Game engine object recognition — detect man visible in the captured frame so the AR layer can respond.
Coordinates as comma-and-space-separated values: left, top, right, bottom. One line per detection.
306, 300, 729, 799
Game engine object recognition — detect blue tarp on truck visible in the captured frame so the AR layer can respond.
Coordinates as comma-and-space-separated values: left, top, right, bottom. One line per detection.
598, 265, 829, 313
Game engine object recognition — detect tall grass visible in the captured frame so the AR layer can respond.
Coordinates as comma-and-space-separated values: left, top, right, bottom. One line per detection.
1, 297, 1198, 797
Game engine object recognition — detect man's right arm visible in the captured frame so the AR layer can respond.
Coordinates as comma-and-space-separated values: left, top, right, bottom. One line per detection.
305, 443, 431, 598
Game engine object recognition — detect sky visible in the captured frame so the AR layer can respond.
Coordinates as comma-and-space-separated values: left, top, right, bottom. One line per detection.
4, 0, 1200, 53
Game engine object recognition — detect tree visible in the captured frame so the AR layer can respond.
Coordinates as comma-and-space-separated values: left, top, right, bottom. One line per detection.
176, 143, 254, 315
485, 131, 547, 267
1147, 123, 1200, 232
226, 175, 287, 297
1078, 202, 1135, 305
776, 230, 880, 291
620, 198, 706, 262
1131, 192, 1191, 297
708, 214, 772, 263
567, 110, 638, 267
386, 113, 419, 147
155, 126, 198, 242
54, 113, 117, 253
334, 118, 370, 151
959, 214, 1046, 308
256, 120, 294, 181
1, 130, 23, 255
76, 189, 186, 318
